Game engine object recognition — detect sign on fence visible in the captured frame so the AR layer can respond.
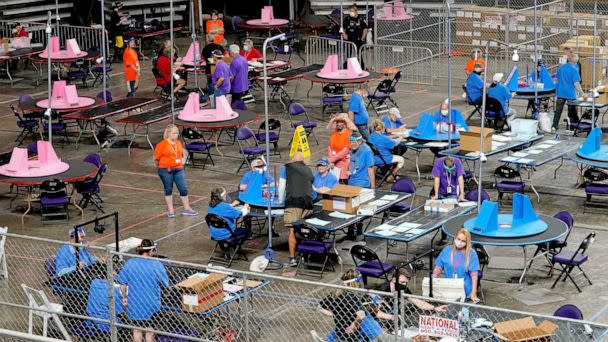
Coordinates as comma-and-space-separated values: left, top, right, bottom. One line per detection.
418, 315, 460, 339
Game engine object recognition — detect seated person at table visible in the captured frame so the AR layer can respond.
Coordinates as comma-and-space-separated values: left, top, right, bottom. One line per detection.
431, 100, 468, 131
327, 114, 355, 182
11, 22, 28, 38
86, 278, 124, 334
465, 64, 484, 105
433, 228, 481, 303
208, 187, 251, 242
155, 46, 186, 96
117, 239, 169, 342
347, 131, 375, 189
55, 228, 101, 277
241, 39, 262, 62
380, 268, 447, 316
206, 10, 225, 44
465, 48, 485, 75
431, 157, 465, 202
239, 158, 275, 194
312, 157, 338, 200
381, 107, 406, 137
368, 120, 405, 181
488, 72, 517, 127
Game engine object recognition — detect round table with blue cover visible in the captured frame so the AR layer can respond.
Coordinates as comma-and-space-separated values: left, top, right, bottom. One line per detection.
442, 213, 567, 283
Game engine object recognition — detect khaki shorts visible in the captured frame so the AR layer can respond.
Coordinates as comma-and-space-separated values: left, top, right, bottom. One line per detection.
284, 207, 313, 228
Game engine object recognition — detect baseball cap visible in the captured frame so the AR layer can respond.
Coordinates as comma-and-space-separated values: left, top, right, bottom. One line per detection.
349, 131, 363, 141
212, 49, 224, 58
251, 158, 266, 168
69, 227, 85, 237
316, 157, 330, 166
388, 107, 401, 118
124, 37, 135, 43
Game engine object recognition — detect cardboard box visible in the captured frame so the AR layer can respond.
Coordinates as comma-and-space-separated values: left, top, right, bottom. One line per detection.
176, 273, 226, 313
493, 316, 558, 342
597, 86, 608, 104
459, 126, 494, 153
321, 184, 365, 214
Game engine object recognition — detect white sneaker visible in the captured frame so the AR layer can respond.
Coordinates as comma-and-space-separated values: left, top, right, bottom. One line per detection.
106, 125, 118, 135
550, 127, 556, 133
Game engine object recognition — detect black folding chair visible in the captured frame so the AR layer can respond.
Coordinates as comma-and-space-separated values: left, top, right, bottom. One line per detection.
368, 143, 397, 189
551, 232, 596, 292
205, 214, 249, 267
294, 224, 335, 279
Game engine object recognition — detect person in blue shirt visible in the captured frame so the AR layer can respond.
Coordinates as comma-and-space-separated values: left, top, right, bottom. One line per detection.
348, 87, 370, 139
380, 107, 406, 137
433, 228, 480, 303
347, 131, 375, 188
368, 120, 405, 181
487, 73, 517, 127
239, 158, 275, 195
553, 54, 586, 131
465, 64, 484, 105
207, 187, 251, 242
85, 278, 124, 333
117, 239, 169, 342
55, 228, 101, 277
312, 157, 338, 200
431, 100, 469, 132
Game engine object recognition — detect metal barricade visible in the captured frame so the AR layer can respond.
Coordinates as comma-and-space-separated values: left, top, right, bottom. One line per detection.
359, 44, 434, 85
305, 36, 358, 66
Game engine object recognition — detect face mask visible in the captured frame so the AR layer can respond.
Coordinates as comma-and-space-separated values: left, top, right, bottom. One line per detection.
350, 11, 357, 17
473, 68, 482, 74
243, 45, 250, 52
256, 168, 264, 174
337, 123, 345, 130
444, 163, 455, 172
454, 240, 466, 249
12, 28, 18, 34
441, 109, 449, 116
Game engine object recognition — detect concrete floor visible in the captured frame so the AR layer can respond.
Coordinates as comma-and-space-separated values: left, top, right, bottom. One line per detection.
1, 35, 608, 325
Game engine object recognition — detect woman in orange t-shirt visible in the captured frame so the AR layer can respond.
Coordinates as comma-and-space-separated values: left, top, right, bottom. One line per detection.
206, 10, 225, 44
465, 48, 485, 74
327, 114, 356, 180
154, 125, 198, 218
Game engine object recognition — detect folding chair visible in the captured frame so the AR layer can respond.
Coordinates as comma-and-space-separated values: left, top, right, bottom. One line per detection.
83, 153, 102, 167
368, 143, 397, 189
294, 224, 335, 278
465, 87, 483, 121
494, 165, 525, 204
582, 168, 608, 212
74, 163, 107, 212
269, 34, 296, 62
256, 119, 281, 157
484, 96, 507, 132
388, 177, 416, 216
67, 58, 90, 87
528, 211, 574, 275
231, 16, 247, 45
464, 188, 490, 203
321, 84, 345, 118
39, 179, 69, 223
565, 107, 594, 136
551, 232, 595, 292
182, 128, 214, 170
351, 245, 394, 286
474, 245, 489, 303
287, 102, 319, 145
205, 214, 249, 267
21, 284, 71, 340
367, 72, 400, 116
0, 227, 7, 279
91, 57, 113, 87
235, 127, 265, 173
554, 304, 584, 320
11, 104, 38, 145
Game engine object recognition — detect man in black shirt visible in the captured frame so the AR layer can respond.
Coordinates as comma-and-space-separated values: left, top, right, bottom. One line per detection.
319, 270, 365, 342
202, 33, 225, 93
277, 152, 314, 267
342, 4, 368, 68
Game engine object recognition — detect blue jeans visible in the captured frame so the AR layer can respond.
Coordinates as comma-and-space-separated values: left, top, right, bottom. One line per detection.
212, 88, 227, 107
157, 168, 188, 196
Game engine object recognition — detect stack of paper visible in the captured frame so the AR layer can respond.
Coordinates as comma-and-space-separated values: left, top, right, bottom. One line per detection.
457, 201, 476, 207
381, 194, 399, 201
329, 211, 356, 219
502, 156, 518, 162
536, 144, 552, 149
359, 188, 376, 203
305, 218, 331, 226
527, 149, 542, 155
545, 140, 560, 145
369, 199, 390, 206
512, 152, 528, 157
493, 135, 511, 142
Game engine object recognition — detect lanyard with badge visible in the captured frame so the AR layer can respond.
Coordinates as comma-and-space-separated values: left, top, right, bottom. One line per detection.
168, 140, 181, 166
452, 251, 464, 278
446, 170, 453, 194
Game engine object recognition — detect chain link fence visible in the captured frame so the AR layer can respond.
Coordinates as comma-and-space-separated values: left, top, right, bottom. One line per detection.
359, 44, 434, 85
1, 231, 608, 341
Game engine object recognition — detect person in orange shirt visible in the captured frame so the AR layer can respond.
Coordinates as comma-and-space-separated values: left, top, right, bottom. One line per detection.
154, 125, 198, 218
123, 37, 140, 97
327, 113, 356, 181
465, 48, 486, 75
206, 10, 225, 44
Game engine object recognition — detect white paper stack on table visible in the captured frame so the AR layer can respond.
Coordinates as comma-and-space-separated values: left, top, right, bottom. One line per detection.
359, 188, 375, 203
305, 217, 331, 226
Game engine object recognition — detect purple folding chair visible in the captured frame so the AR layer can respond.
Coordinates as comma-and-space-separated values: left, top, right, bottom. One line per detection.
494, 165, 525, 204
181, 128, 214, 170
83, 153, 102, 167
389, 177, 416, 215
583, 168, 608, 212
231, 100, 247, 111
75, 164, 107, 212
11, 104, 38, 145
553, 304, 584, 320
464, 188, 490, 203
235, 127, 265, 173
39, 179, 69, 223
528, 211, 574, 276
287, 102, 319, 145
351, 245, 394, 287
551, 232, 595, 292
96, 91, 113, 103
256, 119, 281, 156
294, 224, 335, 279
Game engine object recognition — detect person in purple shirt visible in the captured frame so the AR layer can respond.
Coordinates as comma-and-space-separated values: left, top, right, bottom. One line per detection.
211, 49, 231, 107
228, 44, 249, 103
431, 157, 465, 201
